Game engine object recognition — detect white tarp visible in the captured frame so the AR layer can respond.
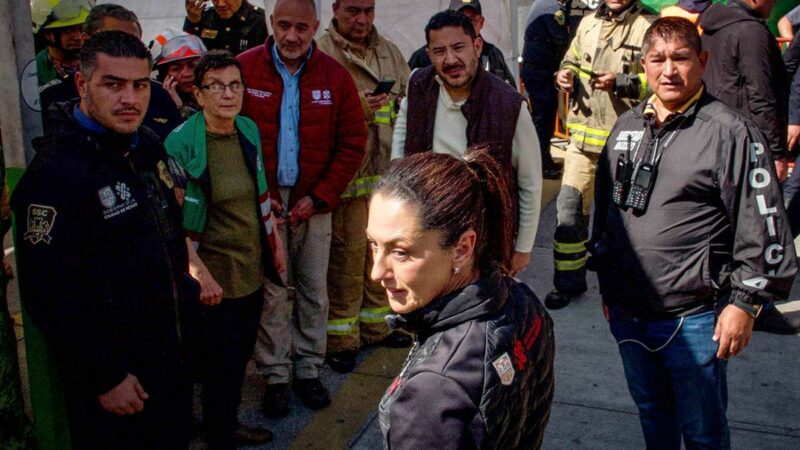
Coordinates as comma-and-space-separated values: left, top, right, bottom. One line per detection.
103, 0, 523, 79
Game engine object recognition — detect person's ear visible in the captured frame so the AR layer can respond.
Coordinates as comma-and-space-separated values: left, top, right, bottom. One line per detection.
474, 36, 483, 56
452, 229, 477, 269
699, 49, 708, 70
75, 71, 88, 100
193, 85, 204, 108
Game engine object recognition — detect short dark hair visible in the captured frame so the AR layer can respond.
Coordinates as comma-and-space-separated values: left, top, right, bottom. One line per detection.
84, 4, 142, 37
376, 147, 516, 274
425, 10, 477, 45
79, 31, 151, 78
642, 17, 702, 57
193, 50, 243, 87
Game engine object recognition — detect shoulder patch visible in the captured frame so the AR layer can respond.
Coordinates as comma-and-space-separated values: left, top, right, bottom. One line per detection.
25, 204, 57, 245
492, 352, 516, 386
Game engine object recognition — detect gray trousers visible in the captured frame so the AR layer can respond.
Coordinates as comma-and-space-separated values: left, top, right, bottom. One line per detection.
254, 188, 332, 383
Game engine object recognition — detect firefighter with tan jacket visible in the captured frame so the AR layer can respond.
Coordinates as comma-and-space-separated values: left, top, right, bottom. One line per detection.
317, 0, 412, 373
546, 0, 651, 310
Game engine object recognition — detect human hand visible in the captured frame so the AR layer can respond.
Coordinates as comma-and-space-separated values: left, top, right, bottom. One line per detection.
787, 124, 800, 152
2, 256, 13, 279
163, 75, 183, 109
775, 158, 790, 183
185, 0, 204, 23
510, 251, 531, 276
289, 196, 315, 225
271, 215, 287, 274
98, 374, 149, 415
197, 270, 224, 305
590, 71, 616, 91
601, 303, 610, 322
556, 69, 574, 93
713, 304, 755, 359
363, 89, 389, 112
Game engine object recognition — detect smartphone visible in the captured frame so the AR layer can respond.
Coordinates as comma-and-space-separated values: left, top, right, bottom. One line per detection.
371, 79, 396, 96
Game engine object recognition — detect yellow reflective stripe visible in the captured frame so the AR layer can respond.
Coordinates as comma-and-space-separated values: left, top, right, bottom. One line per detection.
571, 42, 581, 60
567, 124, 610, 146
566, 123, 611, 137
555, 256, 587, 271
359, 306, 392, 324
372, 100, 396, 125
637, 73, 647, 101
341, 175, 382, 199
554, 240, 588, 254
327, 317, 359, 335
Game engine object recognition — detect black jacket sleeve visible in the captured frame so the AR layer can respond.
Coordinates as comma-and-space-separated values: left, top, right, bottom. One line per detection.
784, 32, 800, 82
719, 123, 797, 305
12, 162, 128, 394
737, 29, 788, 157
388, 372, 483, 450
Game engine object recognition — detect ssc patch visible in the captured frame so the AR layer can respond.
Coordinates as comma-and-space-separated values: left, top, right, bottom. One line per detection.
200, 29, 219, 39
25, 204, 57, 245
614, 131, 644, 151
492, 352, 516, 386
157, 161, 175, 189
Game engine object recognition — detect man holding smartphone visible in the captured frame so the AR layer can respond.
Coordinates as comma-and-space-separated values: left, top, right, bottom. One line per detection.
317, 0, 412, 373
547, 0, 651, 310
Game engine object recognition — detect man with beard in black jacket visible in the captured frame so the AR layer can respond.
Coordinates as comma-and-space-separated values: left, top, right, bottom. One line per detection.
13, 32, 199, 449
592, 18, 796, 448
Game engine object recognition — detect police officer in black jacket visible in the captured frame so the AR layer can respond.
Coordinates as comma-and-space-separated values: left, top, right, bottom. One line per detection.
591, 19, 796, 447
12, 32, 199, 449
184, 0, 268, 55
39, 3, 182, 142
369, 150, 554, 450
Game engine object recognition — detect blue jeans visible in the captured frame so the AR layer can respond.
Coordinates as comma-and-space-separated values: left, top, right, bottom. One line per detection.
609, 309, 730, 450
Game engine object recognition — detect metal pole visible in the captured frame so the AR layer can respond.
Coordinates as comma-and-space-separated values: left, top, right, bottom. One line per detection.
0, 2, 70, 449
510, 0, 520, 84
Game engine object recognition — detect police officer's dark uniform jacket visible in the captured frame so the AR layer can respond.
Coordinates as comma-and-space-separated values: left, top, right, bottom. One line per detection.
12, 102, 199, 448
184, 0, 267, 55
591, 90, 797, 318
379, 271, 554, 450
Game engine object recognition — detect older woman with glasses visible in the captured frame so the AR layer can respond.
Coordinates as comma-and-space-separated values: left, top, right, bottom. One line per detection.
370, 149, 555, 449
165, 50, 285, 449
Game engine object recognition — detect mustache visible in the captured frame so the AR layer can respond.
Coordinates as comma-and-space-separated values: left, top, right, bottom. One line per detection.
442, 63, 465, 73
112, 107, 142, 115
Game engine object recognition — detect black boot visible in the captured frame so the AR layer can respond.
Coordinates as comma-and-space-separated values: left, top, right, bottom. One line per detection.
545, 289, 578, 310
326, 349, 358, 373
262, 383, 290, 418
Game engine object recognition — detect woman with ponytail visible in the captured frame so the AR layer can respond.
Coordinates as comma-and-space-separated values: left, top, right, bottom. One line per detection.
368, 148, 555, 450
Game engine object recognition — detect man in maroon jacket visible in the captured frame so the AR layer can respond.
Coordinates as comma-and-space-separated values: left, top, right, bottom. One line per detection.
237, 0, 367, 418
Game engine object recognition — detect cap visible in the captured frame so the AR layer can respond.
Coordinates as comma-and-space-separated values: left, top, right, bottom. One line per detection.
449, 0, 482, 15
151, 30, 207, 67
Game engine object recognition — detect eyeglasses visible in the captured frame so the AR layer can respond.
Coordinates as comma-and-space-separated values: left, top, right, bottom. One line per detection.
201, 81, 244, 93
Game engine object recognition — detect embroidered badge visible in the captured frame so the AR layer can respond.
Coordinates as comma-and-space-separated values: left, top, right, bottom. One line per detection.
311, 89, 333, 106
492, 352, 516, 386
157, 161, 175, 189
613, 131, 644, 151
97, 186, 117, 209
25, 204, 57, 245
200, 29, 219, 39
246, 88, 272, 99
152, 117, 169, 124
100, 182, 138, 220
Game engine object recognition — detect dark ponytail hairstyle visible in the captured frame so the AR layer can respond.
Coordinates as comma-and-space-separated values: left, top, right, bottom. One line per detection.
375, 147, 516, 274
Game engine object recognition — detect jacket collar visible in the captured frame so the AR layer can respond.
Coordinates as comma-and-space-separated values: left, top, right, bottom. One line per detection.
328, 19, 381, 52
730, 0, 765, 20
388, 270, 507, 336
